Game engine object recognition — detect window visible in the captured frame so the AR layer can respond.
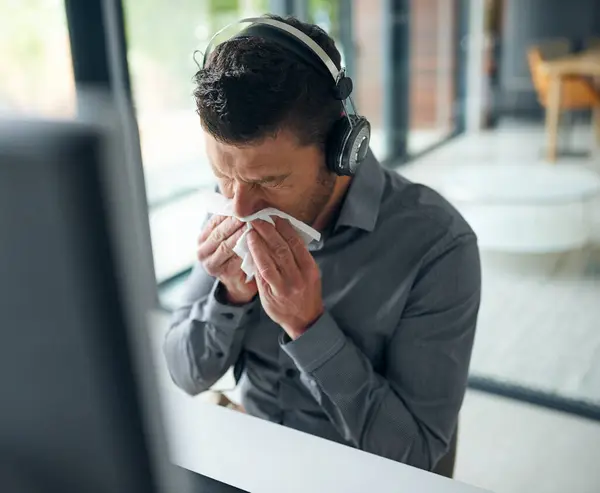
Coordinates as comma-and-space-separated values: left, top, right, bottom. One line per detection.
123, 0, 270, 282
0, 0, 75, 118
311, 0, 393, 162
124, 0, 271, 205
308, 0, 342, 57
351, 0, 389, 161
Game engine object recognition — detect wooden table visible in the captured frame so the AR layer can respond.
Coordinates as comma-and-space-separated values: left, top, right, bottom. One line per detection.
541, 48, 600, 162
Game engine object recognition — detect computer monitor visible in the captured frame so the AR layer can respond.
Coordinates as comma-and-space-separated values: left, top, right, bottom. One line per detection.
0, 118, 244, 493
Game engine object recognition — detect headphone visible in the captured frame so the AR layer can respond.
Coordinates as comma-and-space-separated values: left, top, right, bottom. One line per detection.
202, 17, 371, 177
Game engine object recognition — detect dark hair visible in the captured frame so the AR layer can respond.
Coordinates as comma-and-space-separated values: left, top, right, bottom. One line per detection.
193, 14, 343, 148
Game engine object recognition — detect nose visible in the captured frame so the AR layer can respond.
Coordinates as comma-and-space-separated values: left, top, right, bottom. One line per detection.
231, 182, 260, 218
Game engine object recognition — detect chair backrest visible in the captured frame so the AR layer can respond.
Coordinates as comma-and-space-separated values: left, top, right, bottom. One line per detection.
537, 38, 571, 59
527, 47, 544, 92
527, 39, 572, 104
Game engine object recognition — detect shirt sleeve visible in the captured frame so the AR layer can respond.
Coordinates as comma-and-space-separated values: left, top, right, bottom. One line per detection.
281, 233, 481, 470
163, 262, 258, 395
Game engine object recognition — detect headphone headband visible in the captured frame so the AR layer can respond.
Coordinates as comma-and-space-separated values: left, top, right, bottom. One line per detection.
203, 17, 344, 85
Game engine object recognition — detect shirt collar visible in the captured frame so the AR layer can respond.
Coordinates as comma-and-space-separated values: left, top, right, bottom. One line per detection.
334, 150, 385, 233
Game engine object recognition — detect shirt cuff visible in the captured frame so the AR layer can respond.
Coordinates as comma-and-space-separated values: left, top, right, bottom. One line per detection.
197, 281, 258, 329
280, 310, 346, 373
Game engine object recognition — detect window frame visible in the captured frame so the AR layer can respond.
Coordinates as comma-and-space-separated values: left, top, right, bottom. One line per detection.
65, 0, 158, 292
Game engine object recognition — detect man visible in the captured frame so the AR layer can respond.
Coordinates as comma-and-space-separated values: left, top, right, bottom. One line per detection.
164, 14, 481, 472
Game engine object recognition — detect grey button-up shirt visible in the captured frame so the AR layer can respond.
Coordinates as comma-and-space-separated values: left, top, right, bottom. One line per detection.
164, 152, 481, 470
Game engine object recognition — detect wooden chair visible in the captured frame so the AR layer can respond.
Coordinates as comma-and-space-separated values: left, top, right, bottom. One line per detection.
537, 38, 571, 60
528, 43, 600, 160
528, 46, 600, 110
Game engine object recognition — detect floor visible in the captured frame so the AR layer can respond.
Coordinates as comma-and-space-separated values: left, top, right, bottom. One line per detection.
456, 390, 600, 493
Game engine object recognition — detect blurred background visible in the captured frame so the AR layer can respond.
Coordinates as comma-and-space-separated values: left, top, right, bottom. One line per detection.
2, 0, 600, 491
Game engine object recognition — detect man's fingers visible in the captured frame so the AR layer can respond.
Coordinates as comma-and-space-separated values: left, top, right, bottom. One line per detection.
273, 217, 314, 271
198, 216, 244, 259
251, 219, 282, 243
251, 219, 295, 267
203, 244, 241, 278
203, 225, 246, 270
254, 269, 272, 299
218, 225, 247, 257
247, 229, 282, 287
198, 214, 228, 243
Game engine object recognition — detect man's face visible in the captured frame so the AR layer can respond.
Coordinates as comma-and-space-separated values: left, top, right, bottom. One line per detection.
205, 130, 336, 225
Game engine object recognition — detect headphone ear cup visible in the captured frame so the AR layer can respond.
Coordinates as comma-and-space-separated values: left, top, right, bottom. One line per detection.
326, 116, 371, 176
342, 116, 371, 175
326, 118, 353, 175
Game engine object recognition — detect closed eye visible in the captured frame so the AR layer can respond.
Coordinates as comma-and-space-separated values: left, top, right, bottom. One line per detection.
254, 174, 290, 188
213, 170, 290, 188
260, 177, 288, 188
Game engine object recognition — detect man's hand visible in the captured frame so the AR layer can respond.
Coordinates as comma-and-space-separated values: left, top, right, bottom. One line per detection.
197, 215, 257, 305
247, 217, 324, 339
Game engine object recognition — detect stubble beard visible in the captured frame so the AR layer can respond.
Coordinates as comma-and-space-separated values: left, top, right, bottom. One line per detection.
300, 166, 337, 227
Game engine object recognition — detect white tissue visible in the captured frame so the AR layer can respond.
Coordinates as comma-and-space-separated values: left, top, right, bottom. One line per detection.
204, 192, 321, 281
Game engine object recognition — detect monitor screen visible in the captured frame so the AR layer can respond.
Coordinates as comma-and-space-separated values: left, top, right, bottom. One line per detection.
0, 118, 244, 493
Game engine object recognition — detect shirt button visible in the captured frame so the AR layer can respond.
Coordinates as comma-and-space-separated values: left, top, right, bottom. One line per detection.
310, 379, 318, 388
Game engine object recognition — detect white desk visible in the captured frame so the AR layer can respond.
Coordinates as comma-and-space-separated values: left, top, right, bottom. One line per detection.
149, 312, 490, 493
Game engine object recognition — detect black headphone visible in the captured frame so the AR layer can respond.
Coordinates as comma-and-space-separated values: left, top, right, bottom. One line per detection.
203, 17, 371, 176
